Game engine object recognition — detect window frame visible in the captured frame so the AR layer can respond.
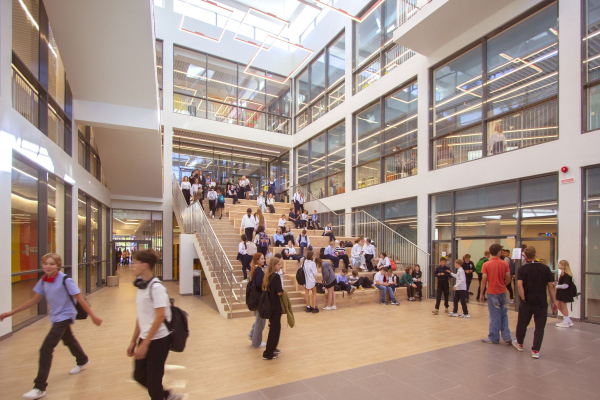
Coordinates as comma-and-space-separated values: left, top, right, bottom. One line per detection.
582, 0, 600, 133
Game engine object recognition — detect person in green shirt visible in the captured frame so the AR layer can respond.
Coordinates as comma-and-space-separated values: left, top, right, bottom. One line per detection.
399, 266, 418, 301
475, 251, 490, 301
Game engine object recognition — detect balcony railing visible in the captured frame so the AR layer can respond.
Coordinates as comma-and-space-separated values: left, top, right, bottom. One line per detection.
356, 44, 415, 93
396, 0, 433, 28
12, 66, 39, 127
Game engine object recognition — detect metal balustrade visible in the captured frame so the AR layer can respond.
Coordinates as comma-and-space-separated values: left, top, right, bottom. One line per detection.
12, 66, 39, 126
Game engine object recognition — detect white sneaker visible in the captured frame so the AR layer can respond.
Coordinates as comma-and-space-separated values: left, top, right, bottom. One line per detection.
350, 287, 356, 294
459, 314, 470, 318
69, 360, 90, 375
569, 321, 574, 326
531, 350, 540, 359
258, 342, 266, 348
323, 306, 332, 310
448, 312, 458, 317
22, 389, 46, 399
331, 305, 337, 310
167, 394, 184, 400
555, 321, 570, 328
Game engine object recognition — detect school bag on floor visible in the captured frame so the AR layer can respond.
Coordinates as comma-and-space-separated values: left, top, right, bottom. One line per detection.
150, 281, 189, 352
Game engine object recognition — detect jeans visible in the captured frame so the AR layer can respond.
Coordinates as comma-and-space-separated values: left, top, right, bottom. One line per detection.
133, 336, 171, 400
375, 285, 396, 303
351, 254, 365, 267
322, 255, 339, 269
249, 311, 266, 348
34, 320, 88, 391
244, 227, 254, 242
435, 280, 450, 310
516, 302, 547, 351
263, 313, 281, 359
453, 290, 469, 314
259, 204, 267, 213
365, 254, 374, 271
487, 292, 512, 343
299, 243, 312, 256
476, 272, 487, 300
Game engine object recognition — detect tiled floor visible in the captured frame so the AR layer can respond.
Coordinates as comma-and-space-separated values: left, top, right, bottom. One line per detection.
220, 322, 600, 400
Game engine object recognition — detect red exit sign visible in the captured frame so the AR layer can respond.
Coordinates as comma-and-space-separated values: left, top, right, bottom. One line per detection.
561, 178, 575, 184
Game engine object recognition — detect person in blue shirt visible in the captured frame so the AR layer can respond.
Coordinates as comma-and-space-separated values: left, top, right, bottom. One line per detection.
273, 226, 285, 247
268, 178, 276, 196
310, 210, 321, 230
323, 240, 340, 269
288, 208, 300, 229
432, 257, 452, 315
0, 253, 102, 400
336, 268, 356, 295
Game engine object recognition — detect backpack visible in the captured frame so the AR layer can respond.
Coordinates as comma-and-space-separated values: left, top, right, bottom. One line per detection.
246, 242, 257, 256
475, 257, 488, 274
258, 275, 276, 319
258, 232, 270, 247
218, 194, 224, 203
569, 280, 579, 298
150, 281, 189, 352
390, 260, 397, 270
319, 247, 326, 259
296, 260, 306, 286
245, 278, 261, 311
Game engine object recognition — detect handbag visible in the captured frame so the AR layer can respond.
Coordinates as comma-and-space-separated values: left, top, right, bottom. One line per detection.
62, 275, 89, 320
246, 242, 257, 256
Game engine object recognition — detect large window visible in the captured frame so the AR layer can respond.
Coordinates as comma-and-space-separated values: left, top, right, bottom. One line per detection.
584, 166, 600, 322
78, 191, 109, 293
156, 40, 163, 110
354, 197, 418, 243
295, 32, 346, 132
295, 121, 345, 198
77, 127, 105, 185
354, 1, 415, 93
432, 3, 558, 169
355, 80, 418, 190
173, 46, 291, 134
11, 0, 72, 154
585, 0, 600, 131
267, 152, 290, 202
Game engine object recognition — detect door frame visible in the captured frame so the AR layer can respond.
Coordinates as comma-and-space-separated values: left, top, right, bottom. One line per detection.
111, 240, 153, 275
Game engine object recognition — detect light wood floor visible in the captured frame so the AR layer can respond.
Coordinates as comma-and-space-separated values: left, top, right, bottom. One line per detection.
0, 268, 519, 400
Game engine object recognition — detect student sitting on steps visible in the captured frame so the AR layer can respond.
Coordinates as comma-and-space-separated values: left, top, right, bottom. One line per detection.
282, 240, 302, 261
336, 268, 357, 295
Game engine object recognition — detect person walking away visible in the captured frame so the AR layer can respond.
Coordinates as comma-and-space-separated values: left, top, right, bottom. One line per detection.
554, 260, 575, 328
197, 170, 206, 200
241, 208, 256, 241
475, 251, 489, 301
480, 244, 513, 345
449, 259, 469, 318
181, 176, 191, 205
190, 177, 199, 203
116, 247, 123, 268
513, 246, 558, 358
303, 251, 319, 313
207, 186, 217, 218
255, 225, 271, 256
296, 230, 312, 257
127, 250, 183, 400
374, 267, 400, 305
249, 253, 267, 348
262, 257, 284, 360
238, 234, 253, 282
0, 253, 102, 400
216, 188, 225, 219
412, 265, 423, 300
320, 258, 338, 310
351, 238, 367, 271
462, 254, 475, 295
432, 257, 452, 314
363, 238, 375, 271
399, 266, 417, 301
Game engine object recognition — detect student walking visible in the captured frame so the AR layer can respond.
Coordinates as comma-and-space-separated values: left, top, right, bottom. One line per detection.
241, 208, 256, 241
462, 254, 475, 295
303, 251, 319, 313
293, 189, 302, 214
0, 253, 102, 400
513, 246, 558, 358
181, 176, 191, 205
449, 259, 469, 318
263, 257, 284, 360
480, 244, 513, 345
216, 188, 225, 219
207, 186, 217, 218
555, 260, 575, 328
475, 251, 489, 301
238, 234, 254, 281
432, 257, 451, 314
249, 253, 267, 348
363, 238, 375, 271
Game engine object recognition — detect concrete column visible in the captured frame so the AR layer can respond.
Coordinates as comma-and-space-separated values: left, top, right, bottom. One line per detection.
162, 37, 174, 280
179, 234, 196, 295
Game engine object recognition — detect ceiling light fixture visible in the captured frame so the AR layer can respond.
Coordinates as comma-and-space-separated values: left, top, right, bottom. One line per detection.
179, 0, 233, 42
233, 8, 289, 49
312, 0, 385, 23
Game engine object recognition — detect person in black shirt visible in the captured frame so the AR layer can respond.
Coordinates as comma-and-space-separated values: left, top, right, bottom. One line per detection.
462, 254, 475, 295
411, 265, 423, 300
513, 246, 557, 359
432, 257, 452, 314
262, 257, 283, 361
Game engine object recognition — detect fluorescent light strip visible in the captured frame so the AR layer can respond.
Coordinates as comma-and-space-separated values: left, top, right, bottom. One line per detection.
173, 134, 281, 154
233, 7, 289, 48
179, 0, 233, 43
313, 0, 385, 23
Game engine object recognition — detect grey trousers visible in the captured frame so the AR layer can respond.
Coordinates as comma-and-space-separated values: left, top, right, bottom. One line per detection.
249, 311, 266, 348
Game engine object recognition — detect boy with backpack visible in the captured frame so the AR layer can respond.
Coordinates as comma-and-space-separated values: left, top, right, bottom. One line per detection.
475, 251, 490, 301
128, 249, 183, 400
255, 225, 271, 256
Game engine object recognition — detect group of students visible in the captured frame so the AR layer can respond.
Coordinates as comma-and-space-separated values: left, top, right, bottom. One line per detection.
0, 250, 183, 400
279, 209, 321, 230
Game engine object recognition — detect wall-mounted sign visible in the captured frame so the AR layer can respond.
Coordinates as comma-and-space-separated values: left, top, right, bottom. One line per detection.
561, 178, 575, 184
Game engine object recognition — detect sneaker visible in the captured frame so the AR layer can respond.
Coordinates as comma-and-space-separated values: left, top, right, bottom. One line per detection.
350, 287, 356, 294
509, 299, 515, 304
432, 309, 439, 315
381, 301, 388, 305
555, 321, 570, 328
330, 305, 337, 310
257, 342, 266, 348
263, 354, 279, 360
273, 348, 281, 354
481, 337, 499, 344
242, 279, 248, 283
69, 360, 90, 375
444, 308, 449, 313
504, 339, 513, 345
512, 339, 523, 352
323, 306, 332, 310
305, 306, 313, 313
459, 314, 470, 318
568, 321, 574, 327
167, 394, 184, 400
358, 285, 365, 291
22, 389, 46, 399
391, 301, 400, 306
531, 350, 540, 359
448, 312, 458, 317
312, 307, 319, 313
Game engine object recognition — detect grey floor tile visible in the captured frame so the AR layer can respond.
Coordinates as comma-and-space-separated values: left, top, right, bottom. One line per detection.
432, 385, 491, 400
536, 368, 600, 395
220, 391, 268, 400
388, 366, 460, 395
338, 364, 384, 381
280, 392, 324, 400
260, 381, 313, 400
353, 372, 432, 400
302, 373, 376, 400
489, 386, 546, 400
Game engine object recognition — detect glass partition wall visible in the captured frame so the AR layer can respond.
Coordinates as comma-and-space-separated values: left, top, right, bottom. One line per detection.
432, 2, 558, 169
77, 191, 109, 294
584, 166, 600, 323
585, 0, 600, 131
267, 152, 290, 201
354, 197, 418, 244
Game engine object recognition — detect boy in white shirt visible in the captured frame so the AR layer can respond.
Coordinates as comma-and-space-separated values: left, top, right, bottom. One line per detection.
363, 238, 375, 271
128, 250, 182, 400
207, 186, 217, 218
282, 240, 302, 261
449, 259, 469, 318
278, 214, 287, 228
375, 268, 399, 306
300, 210, 309, 228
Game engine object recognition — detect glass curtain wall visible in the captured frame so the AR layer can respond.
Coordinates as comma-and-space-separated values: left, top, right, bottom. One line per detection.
11, 155, 69, 328
355, 80, 418, 189
295, 32, 346, 132
267, 152, 290, 201
585, 0, 600, 131
173, 46, 292, 134
354, 1, 414, 93
295, 121, 346, 199
11, 0, 72, 154
584, 166, 600, 322
353, 197, 418, 243
432, 3, 558, 169
78, 191, 108, 293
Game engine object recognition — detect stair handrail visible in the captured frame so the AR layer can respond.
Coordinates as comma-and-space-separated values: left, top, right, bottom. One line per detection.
172, 176, 242, 316
288, 183, 430, 285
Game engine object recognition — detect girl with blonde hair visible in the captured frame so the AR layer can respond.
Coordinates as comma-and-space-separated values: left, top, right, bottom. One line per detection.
262, 257, 283, 360
555, 260, 575, 328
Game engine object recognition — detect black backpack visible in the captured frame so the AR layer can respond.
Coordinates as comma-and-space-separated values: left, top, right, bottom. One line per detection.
296, 260, 306, 286
150, 281, 189, 352
319, 247, 326, 259
246, 278, 261, 311
569, 280, 580, 299
258, 274, 277, 319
